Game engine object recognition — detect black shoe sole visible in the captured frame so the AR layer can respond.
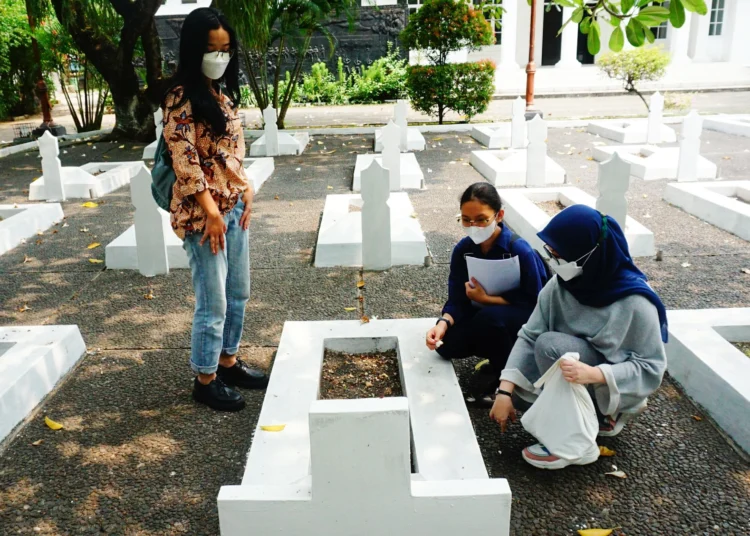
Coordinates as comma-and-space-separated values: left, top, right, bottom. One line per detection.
192, 391, 247, 412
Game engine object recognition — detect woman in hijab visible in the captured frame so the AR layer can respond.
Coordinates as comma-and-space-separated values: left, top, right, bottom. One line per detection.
489, 205, 668, 470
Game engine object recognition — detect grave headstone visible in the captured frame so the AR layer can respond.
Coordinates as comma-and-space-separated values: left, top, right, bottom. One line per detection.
381, 121, 402, 191
511, 97, 526, 149
131, 165, 170, 276
263, 105, 280, 157
394, 100, 409, 152
360, 160, 391, 270
596, 152, 630, 228
38, 131, 65, 201
154, 108, 164, 142
526, 115, 548, 187
647, 92, 664, 144
677, 110, 703, 182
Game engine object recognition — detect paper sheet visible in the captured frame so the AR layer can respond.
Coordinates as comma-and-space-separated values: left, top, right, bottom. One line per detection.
466, 255, 521, 307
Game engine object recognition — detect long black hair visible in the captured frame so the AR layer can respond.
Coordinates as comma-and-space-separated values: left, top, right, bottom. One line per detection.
167, 7, 241, 136
460, 182, 503, 212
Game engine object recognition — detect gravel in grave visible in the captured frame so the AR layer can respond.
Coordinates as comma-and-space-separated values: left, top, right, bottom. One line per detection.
733, 342, 750, 358
536, 200, 566, 218
319, 349, 402, 400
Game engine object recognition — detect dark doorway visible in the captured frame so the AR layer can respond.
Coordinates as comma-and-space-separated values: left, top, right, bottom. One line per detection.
576, 23, 596, 64
541, 1, 563, 66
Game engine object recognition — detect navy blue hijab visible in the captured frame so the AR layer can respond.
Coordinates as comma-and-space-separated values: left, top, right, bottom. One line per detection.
537, 205, 668, 342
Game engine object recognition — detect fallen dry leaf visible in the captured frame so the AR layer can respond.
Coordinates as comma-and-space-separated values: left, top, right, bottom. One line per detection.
722, 156, 731, 160
577, 530, 614, 536
44, 416, 64, 430
17, 304, 30, 313
80, 202, 98, 208
31, 439, 44, 446
605, 469, 627, 479
327, 186, 333, 190
741, 268, 750, 275
599, 445, 616, 457
356, 280, 365, 289
260, 424, 286, 432
80, 227, 89, 233
144, 289, 155, 300
36, 231, 44, 236
22, 255, 30, 264
118, 145, 125, 149
35, 239, 43, 245
360, 315, 370, 324
681, 262, 691, 268
692, 415, 703, 421
88, 259, 104, 264
87, 242, 101, 250
274, 195, 280, 200
344, 307, 356, 312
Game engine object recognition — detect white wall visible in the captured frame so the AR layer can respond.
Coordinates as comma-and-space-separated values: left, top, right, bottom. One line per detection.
728, 0, 750, 65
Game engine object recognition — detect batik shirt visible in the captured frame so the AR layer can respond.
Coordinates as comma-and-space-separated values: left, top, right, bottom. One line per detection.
162, 85, 248, 239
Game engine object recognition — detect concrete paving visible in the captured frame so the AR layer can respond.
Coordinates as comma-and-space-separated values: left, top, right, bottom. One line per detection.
0, 124, 748, 535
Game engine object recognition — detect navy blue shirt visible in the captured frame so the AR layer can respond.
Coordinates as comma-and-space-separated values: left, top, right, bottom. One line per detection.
442, 224, 548, 324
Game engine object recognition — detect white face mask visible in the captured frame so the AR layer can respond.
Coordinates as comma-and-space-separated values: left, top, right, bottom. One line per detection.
201, 52, 231, 80
464, 220, 497, 245
549, 245, 598, 281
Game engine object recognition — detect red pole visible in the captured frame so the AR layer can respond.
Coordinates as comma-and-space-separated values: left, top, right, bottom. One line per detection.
525, 0, 540, 117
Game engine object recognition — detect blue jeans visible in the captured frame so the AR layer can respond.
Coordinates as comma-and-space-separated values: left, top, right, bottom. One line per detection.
183, 201, 250, 374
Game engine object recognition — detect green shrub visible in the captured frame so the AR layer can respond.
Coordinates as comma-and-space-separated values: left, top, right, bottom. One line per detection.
407, 60, 495, 124
597, 47, 671, 110
348, 43, 408, 103
300, 61, 348, 105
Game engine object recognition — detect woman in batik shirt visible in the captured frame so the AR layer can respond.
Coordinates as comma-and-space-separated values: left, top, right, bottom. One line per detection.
162, 7, 267, 412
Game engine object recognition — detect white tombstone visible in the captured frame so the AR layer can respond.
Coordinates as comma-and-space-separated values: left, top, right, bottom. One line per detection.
38, 131, 65, 202
511, 96, 526, 149
647, 92, 665, 144
526, 115, 548, 188
131, 165, 170, 276
381, 121, 402, 191
360, 160, 392, 270
596, 152, 630, 228
263, 105, 280, 157
677, 110, 703, 183
394, 100, 409, 152
143, 109, 165, 159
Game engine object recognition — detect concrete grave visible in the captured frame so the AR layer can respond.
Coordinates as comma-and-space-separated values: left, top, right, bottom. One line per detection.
666, 308, 750, 454
0, 203, 64, 256
596, 152, 630, 227
592, 112, 717, 182
142, 108, 164, 160
361, 160, 392, 270
587, 93, 677, 144
374, 100, 426, 152
245, 157, 275, 193
470, 97, 527, 149
0, 325, 87, 443
30, 132, 141, 201
501, 187, 655, 257
217, 319, 512, 536
703, 114, 750, 138
471, 116, 566, 187
250, 105, 309, 157
663, 180, 750, 241
353, 122, 424, 191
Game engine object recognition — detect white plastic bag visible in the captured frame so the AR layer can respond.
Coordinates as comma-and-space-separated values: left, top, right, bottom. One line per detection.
521, 352, 600, 463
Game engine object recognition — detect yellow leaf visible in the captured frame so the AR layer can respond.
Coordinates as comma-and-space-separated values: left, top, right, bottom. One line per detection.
356, 280, 365, 289
344, 307, 356, 312
327, 185, 333, 190
474, 359, 490, 371
32, 439, 44, 446
692, 415, 703, 421
45, 416, 64, 430
118, 145, 125, 149
88, 258, 104, 264
144, 290, 155, 300
87, 242, 101, 250
17, 304, 30, 313
599, 446, 616, 457
577, 530, 614, 536
81, 202, 99, 208
260, 424, 286, 432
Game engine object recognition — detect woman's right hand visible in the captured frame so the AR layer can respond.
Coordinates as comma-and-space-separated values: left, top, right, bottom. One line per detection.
200, 212, 228, 255
426, 323, 447, 351
489, 394, 517, 433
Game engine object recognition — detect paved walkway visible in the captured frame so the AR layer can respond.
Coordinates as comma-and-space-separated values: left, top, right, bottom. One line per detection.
0, 125, 748, 535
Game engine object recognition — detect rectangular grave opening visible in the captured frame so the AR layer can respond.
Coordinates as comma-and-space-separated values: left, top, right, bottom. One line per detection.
714, 325, 750, 360
0, 208, 25, 221
320, 337, 402, 400
536, 200, 566, 217
0, 342, 15, 358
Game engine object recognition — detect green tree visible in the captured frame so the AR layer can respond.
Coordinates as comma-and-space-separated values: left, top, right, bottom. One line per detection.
0, 0, 41, 119
215, 0, 359, 129
597, 47, 671, 110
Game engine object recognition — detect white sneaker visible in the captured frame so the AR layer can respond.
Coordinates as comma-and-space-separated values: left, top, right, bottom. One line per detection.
522, 443, 599, 470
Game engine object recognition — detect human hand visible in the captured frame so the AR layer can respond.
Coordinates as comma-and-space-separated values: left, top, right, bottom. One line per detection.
239, 189, 254, 230
560, 359, 603, 385
489, 394, 516, 433
426, 323, 447, 351
200, 212, 227, 255
465, 277, 488, 303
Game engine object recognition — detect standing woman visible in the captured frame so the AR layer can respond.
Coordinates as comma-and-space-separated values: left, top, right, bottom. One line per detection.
426, 183, 549, 404
163, 8, 267, 412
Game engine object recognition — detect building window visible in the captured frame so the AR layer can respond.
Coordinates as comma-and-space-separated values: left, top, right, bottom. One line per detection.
407, 0, 424, 16
648, 1, 669, 39
709, 0, 724, 36
474, 0, 502, 45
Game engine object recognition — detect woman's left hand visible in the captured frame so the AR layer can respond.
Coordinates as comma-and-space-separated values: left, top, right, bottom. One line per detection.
560, 359, 605, 385
465, 277, 488, 303
239, 189, 254, 230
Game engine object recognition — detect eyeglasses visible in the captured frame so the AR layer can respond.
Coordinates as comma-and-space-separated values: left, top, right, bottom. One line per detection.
544, 244, 598, 266
457, 213, 497, 227
543, 244, 561, 264
204, 49, 235, 60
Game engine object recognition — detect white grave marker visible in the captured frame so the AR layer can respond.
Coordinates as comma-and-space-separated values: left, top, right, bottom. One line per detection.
677, 110, 703, 182
142, 109, 164, 159
647, 92, 665, 144
131, 166, 170, 276
263, 105, 280, 157
394, 100, 409, 152
596, 152, 630, 228
381, 121, 402, 191
361, 160, 392, 270
38, 131, 65, 201
374, 101, 426, 152
526, 115, 548, 188
511, 96, 526, 149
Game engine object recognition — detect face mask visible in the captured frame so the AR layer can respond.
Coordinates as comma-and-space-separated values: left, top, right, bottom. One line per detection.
549, 245, 598, 281
202, 53, 231, 80
464, 220, 497, 245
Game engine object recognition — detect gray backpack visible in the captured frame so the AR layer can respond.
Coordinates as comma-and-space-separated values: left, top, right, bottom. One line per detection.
150, 134, 176, 211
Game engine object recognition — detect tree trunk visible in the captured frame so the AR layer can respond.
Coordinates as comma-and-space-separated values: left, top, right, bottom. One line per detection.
110, 87, 157, 141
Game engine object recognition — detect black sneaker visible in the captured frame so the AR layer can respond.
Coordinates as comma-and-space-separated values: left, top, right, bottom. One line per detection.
193, 377, 246, 412
217, 358, 269, 389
